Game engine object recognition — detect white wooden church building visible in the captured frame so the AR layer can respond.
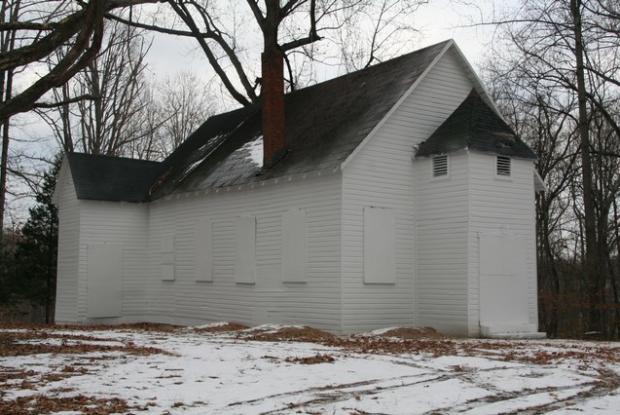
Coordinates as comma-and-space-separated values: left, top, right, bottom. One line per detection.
53, 40, 544, 336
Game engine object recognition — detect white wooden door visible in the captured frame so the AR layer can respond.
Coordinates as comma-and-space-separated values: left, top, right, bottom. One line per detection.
479, 233, 529, 327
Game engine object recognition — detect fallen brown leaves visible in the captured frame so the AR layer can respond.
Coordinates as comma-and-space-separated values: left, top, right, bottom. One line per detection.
0, 330, 172, 357
285, 353, 336, 364
0, 394, 133, 415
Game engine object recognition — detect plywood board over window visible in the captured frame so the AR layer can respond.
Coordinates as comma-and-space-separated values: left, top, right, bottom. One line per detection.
195, 217, 213, 282
235, 216, 256, 284
160, 236, 175, 281
363, 207, 396, 284
282, 208, 307, 283
87, 243, 122, 318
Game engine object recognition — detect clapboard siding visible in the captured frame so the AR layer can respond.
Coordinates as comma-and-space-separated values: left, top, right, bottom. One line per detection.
413, 153, 470, 334
466, 153, 538, 334
340, 47, 475, 333
145, 174, 342, 331
76, 201, 149, 321
54, 162, 80, 323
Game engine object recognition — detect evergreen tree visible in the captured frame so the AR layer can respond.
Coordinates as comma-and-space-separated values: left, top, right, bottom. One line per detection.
12, 158, 60, 322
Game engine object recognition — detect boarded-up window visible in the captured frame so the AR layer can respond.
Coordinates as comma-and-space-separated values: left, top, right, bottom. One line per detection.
87, 244, 122, 318
363, 207, 396, 284
160, 236, 175, 281
282, 208, 306, 282
195, 218, 213, 282
235, 216, 256, 284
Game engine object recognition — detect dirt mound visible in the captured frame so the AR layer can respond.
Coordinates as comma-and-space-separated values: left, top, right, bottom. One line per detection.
379, 327, 445, 339
194, 322, 248, 333
243, 326, 338, 343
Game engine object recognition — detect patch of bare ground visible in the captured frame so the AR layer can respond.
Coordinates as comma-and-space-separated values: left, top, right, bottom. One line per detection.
285, 354, 336, 364
242, 326, 339, 342
0, 394, 134, 415
194, 322, 248, 333
0, 330, 172, 357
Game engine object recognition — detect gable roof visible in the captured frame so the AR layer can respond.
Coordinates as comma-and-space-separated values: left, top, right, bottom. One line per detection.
415, 89, 536, 159
65, 153, 164, 202
149, 40, 452, 199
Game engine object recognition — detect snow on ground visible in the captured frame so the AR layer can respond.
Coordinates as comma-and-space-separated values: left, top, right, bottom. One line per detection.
1, 326, 619, 414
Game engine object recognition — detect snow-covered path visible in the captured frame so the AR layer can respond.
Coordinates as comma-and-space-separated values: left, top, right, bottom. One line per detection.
1, 326, 619, 414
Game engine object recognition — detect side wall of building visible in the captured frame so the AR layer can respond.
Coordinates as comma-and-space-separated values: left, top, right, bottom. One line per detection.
412, 152, 471, 335
145, 174, 343, 332
54, 162, 81, 323
466, 153, 538, 335
75, 201, 150, 322
340, 46, 475, 333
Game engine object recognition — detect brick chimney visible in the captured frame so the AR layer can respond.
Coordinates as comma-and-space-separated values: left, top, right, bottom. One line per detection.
261, 48, 286, 168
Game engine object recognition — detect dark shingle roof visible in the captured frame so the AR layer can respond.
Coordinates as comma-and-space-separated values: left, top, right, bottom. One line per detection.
415, 89, 536, 159
149, 40, 451, 198
66, 153, 164, 202
69, 41, 511, 203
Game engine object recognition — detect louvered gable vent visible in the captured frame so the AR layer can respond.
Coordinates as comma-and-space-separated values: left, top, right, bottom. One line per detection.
497, 156, 511, 176
432, 154, 448, 177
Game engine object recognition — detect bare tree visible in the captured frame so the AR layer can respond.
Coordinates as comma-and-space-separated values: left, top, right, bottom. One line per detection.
157, 72, 214, 155
1, 0, 22, 240
110, 0, 427, 106
37, 20, 161, 158
0, 0, 166, 122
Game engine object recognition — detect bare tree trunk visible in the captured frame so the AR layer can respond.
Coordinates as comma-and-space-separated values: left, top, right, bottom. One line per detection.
0, 73, 11, 240
0, 0, 19, 242
571, 0, 600, 333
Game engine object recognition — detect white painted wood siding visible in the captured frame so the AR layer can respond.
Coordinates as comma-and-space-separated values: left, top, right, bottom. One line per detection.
340, 47, 475, 333
54, 162, 80, 323
413, 152, 470, 335
145, 174, 342, 332
466, 153, 538, 334
76, 201, 150, 322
